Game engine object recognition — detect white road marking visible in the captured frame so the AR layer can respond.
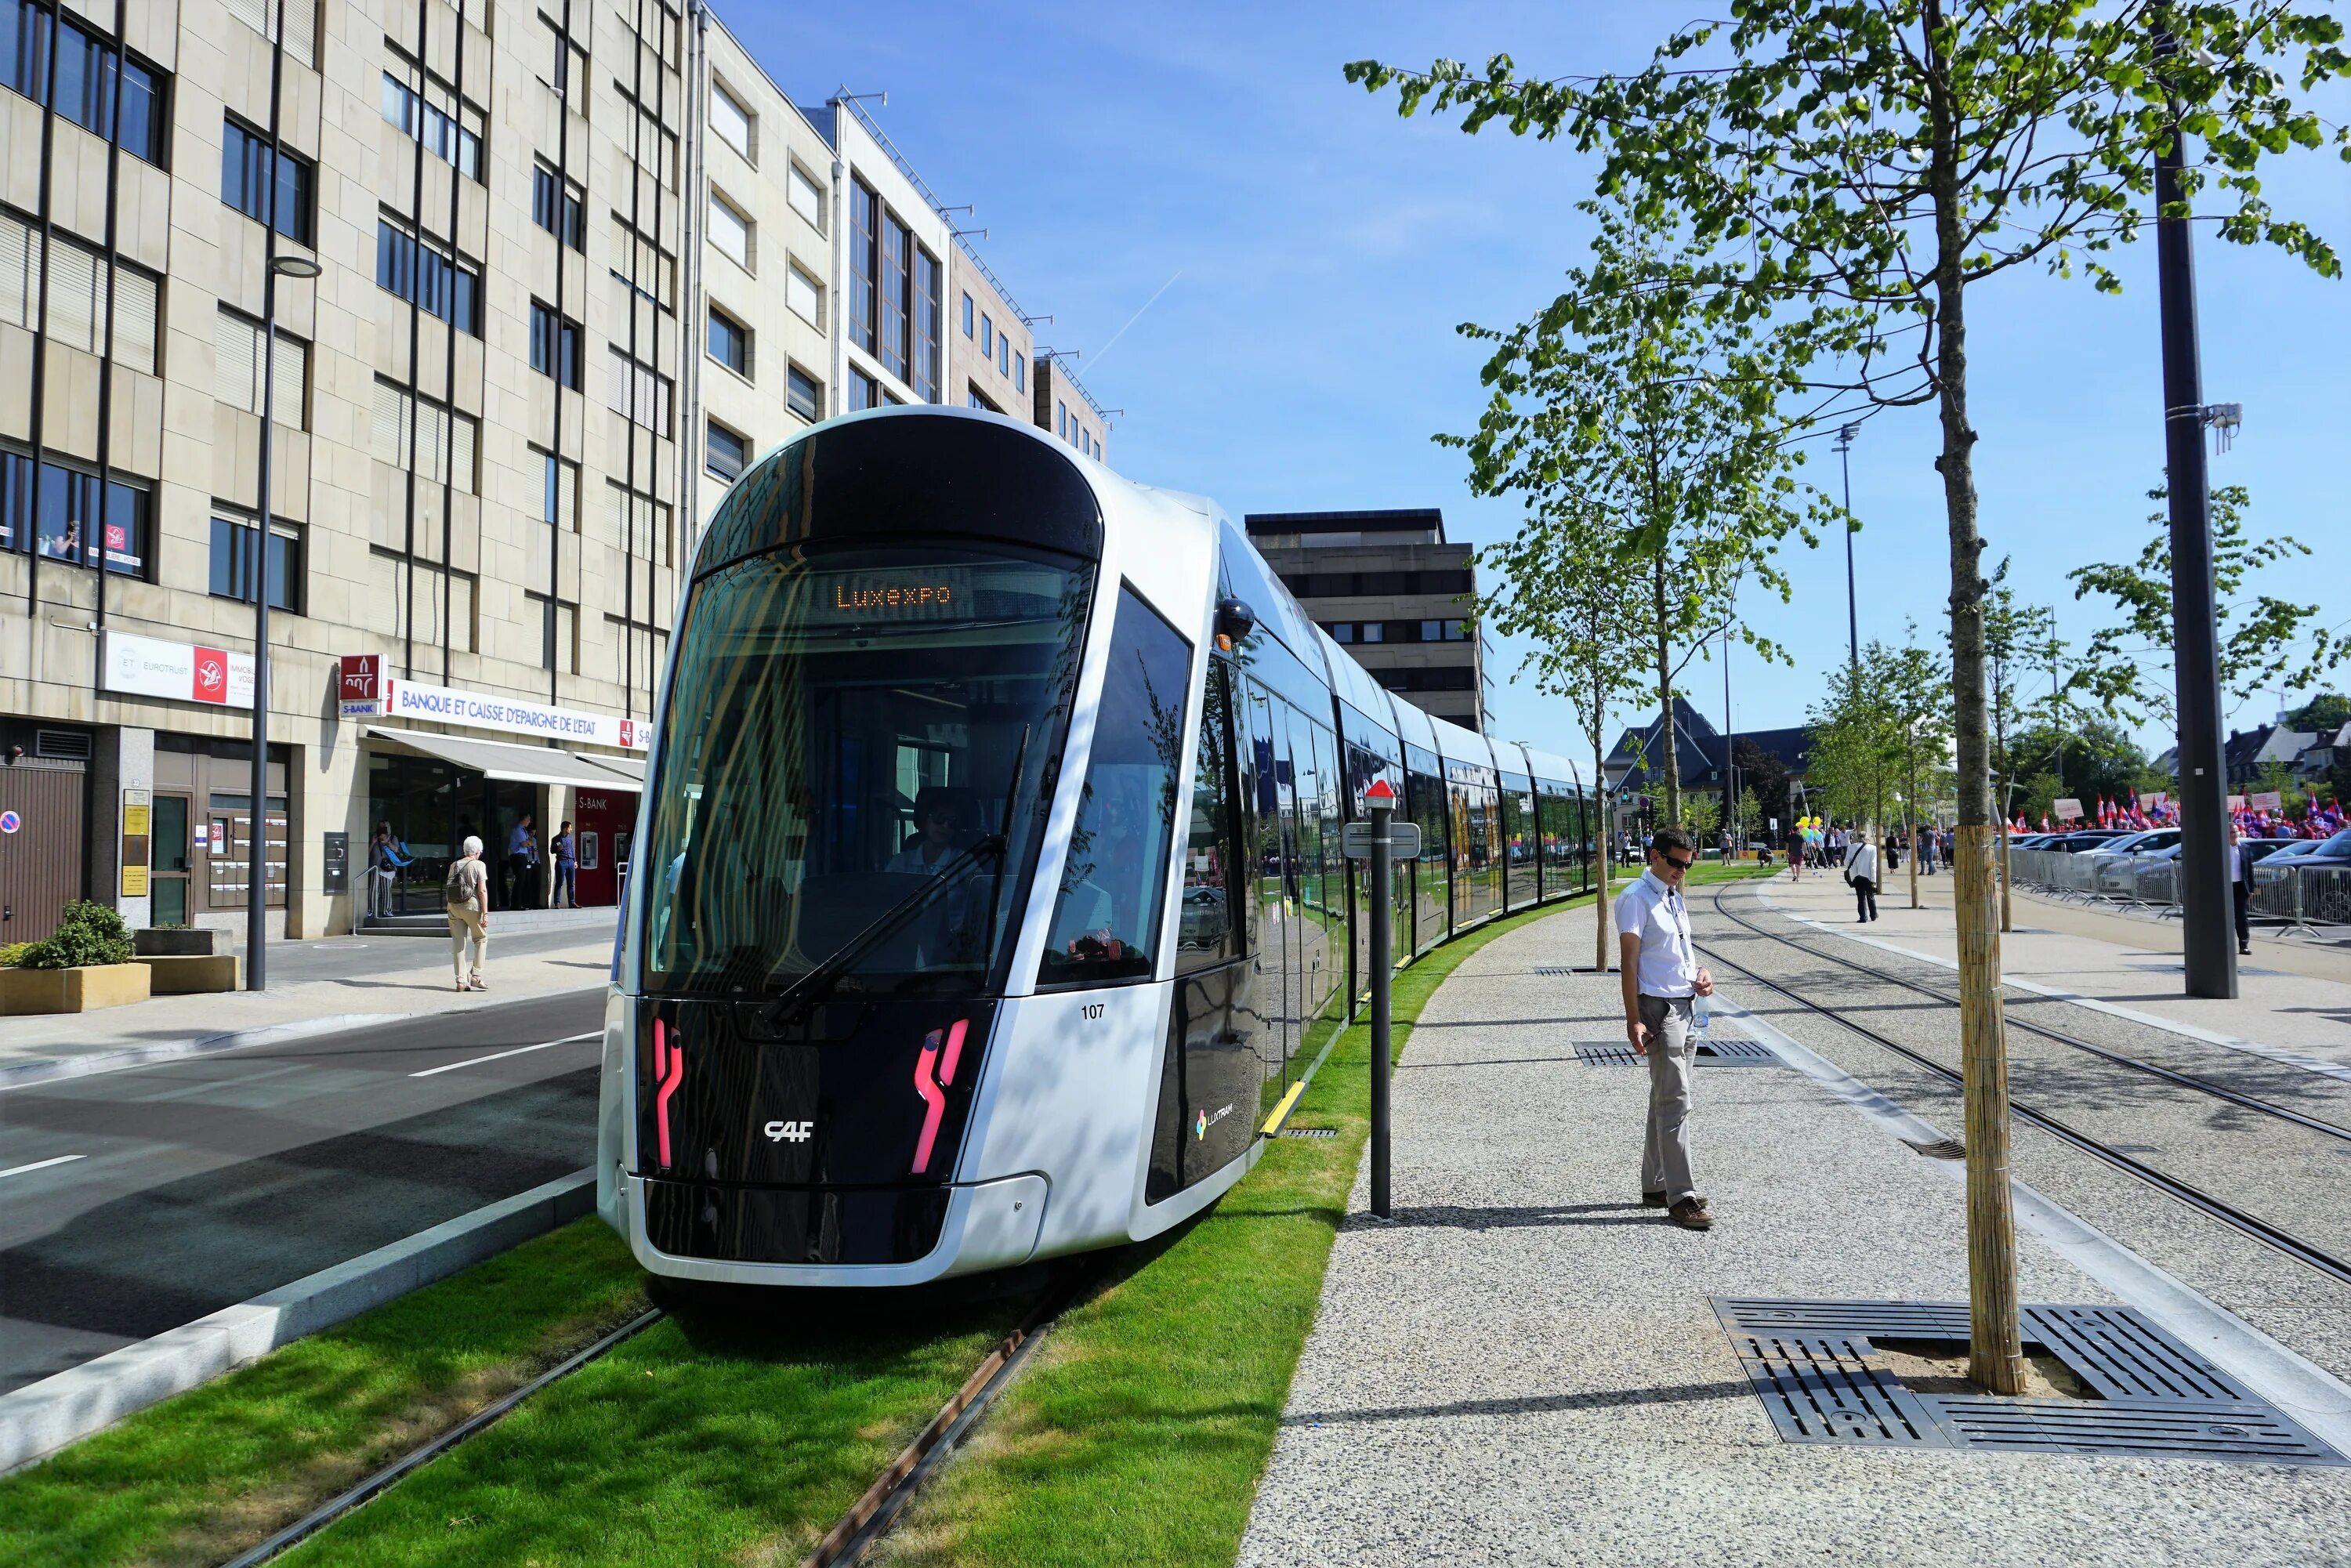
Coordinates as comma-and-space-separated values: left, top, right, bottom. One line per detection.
409, 1032, 601, 1079
0, 1154, 85, 1182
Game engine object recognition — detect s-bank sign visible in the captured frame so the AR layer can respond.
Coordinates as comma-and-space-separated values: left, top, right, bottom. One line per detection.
344, 668, 649, 750
101, 631, 255, 707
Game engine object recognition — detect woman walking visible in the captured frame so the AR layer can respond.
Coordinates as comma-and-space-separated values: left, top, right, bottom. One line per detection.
444, 835, 491, 991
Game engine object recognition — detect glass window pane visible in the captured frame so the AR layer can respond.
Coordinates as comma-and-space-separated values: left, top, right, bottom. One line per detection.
1176, 661, 1240, 972
1039, 588, 1193, 985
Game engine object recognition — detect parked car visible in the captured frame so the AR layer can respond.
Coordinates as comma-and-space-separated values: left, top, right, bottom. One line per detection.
2085, 828, 2181, 857
2043, 830, 2131, 853
2249, 831, 2351, 892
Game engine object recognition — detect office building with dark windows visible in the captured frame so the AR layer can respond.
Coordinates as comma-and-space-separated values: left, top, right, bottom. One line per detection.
1244, 509, 1489, 730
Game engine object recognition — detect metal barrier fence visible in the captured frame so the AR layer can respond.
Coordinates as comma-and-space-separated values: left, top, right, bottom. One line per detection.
2007, 847, 2350, 936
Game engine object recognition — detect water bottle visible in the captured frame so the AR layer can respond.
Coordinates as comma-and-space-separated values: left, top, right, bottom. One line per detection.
1692, 994, 1711, 1039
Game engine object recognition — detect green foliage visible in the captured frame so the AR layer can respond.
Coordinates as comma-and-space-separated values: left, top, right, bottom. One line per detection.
2069, 485, 2342, 727
1736, 787, 1763, 840
1732, 738, 1792, 829
0, 941, 31, 969
1806, 631, 1954, 835
21, 901, 134, 970
1980, 558, 2060, 820
2018, 770, 2064, 826
2287, 693, 2351, 733
2002, 715, 2150, 807
1679, 791, 1723, 840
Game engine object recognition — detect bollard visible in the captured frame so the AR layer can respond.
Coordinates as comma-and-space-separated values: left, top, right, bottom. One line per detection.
1368, 784, 1393, 1219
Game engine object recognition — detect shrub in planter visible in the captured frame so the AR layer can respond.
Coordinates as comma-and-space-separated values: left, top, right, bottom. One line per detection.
23, 901, 136, 970
0, 942, 30, 969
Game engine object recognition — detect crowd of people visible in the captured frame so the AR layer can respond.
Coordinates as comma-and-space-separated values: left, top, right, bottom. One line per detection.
2011, 793, 2347, 840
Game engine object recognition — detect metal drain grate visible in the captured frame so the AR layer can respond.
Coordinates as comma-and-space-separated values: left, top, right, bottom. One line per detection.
1574, 1041, 1780, 1067
1901, 1137, 1967, 1161
1280, 1127, 1339, 1139
1533, 965, 1578, 976
1713, 1298, 2341, 1464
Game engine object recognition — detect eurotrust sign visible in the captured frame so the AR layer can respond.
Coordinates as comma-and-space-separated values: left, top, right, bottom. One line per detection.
337, 654, 647, 751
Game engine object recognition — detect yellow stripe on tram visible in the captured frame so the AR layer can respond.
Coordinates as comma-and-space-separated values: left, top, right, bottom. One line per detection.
1260, 1080, 1306, 1137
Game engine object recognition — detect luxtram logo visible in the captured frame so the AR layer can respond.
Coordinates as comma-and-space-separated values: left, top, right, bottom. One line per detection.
1195, 1109, 1207, 1141
765, 1120, 814, 1143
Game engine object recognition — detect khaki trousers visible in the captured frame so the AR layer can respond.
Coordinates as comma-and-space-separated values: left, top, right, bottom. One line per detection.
448, 903, 487, 980
1639, 993, 1697, 1204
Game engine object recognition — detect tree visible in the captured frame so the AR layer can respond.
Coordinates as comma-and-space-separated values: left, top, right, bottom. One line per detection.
1350, 0, 2349, 1395
1806, 647, 1903, 838
1885, 629, 1958, 909
1733, 738, 1793, 837
1442, 194, 1824, 831
1480, 496, 1654, 969
1680, 789, 1724, 842
2070, 485, 2344, 729
2286, 693, 2351, 733
1736, 786, 1765, 846
2002, 715, 2150, 809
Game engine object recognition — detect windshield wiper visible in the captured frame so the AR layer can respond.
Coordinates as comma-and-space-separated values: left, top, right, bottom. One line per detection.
752, 832, 1007, 1029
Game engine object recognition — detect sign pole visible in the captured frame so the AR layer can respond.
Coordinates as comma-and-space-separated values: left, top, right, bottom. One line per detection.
1367, 781, 1395, 1220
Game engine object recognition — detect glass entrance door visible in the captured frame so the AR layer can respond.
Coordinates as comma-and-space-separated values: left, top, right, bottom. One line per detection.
151, 794, 191, 925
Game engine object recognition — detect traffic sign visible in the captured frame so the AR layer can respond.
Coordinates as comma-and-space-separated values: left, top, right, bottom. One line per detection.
1340, 820, 1421, 860
1364, 778, 1396, 802
0, 809, 19, 834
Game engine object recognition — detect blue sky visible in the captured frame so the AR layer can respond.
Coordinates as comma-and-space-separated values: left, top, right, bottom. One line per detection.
722, 2, 2351, 762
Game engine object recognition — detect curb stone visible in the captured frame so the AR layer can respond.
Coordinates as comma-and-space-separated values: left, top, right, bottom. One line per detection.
0, 1168, 597, 1474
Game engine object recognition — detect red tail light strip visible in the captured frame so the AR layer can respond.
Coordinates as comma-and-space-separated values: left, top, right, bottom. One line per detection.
653, 1018, 685, 1170
938, 1018, 969, 1087
911, 1027, 947, 1175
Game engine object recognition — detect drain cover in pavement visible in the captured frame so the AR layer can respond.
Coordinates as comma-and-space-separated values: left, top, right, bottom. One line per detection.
1712, 1299, 2341, 1464
1280, 1127, 1339, 1139
1573, 1041, 1780, 1067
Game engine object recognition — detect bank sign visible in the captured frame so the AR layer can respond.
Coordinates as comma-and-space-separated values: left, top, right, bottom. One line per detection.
101, 631, 257, 707
342, 664, 647, 751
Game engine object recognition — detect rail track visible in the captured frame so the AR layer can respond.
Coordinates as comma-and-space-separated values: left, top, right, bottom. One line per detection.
1707, 889, 2351, 1146
1699, 885, 2351, 1293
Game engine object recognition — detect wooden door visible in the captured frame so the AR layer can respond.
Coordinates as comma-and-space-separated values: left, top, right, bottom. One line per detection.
0, 764, 88, 945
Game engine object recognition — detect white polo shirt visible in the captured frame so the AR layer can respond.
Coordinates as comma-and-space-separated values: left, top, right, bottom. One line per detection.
1614, 868, 1698, 998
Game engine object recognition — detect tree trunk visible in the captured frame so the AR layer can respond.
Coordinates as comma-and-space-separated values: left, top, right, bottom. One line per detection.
1653, 552, 1680, 827
1926, 6, 2025, 1395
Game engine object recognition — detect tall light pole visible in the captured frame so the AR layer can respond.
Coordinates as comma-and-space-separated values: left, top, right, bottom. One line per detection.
2154, 28, 2236, 1002
1835, 422, 1860, 679
248, 250, 319, 990
1722, 620, 1736, 853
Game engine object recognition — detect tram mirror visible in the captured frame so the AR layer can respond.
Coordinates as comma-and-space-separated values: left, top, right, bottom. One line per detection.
1214, 597, 1256, 650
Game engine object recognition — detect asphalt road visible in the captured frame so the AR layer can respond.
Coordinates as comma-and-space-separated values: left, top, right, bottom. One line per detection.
237, 914, 620, 988
0, 988, 610, 1395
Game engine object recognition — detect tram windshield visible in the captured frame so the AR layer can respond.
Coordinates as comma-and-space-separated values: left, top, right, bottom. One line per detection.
642, 544, 1090, 997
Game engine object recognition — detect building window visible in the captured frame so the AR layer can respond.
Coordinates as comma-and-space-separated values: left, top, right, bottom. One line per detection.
1056, 401, 1067, 440
209, 512, 300, 611
1, 1, 47, 103
379, 70, 482, 181
536, 447, 579, 527
225, 0, 314, 67
912, 246, 940, 402
846, 367, 878, 411
376, 220, 481, 335
849, 179, 878, 354
369, 378, 476, 491
786, 264, 820, 327
709, 79, 753, 160
998, 335, 1010, 378
531, 162, 584, 248
961, 292, 974, 338
1330, 622, 1353, 643
612, 215, 675, 310
706, 420, 747, 482
786, 363, 821, 423
607, 348, 672, 435
31, 15, 168, 166
1013, 351, 1024, 393
788, 163, 824, 229
879, 211, 909, 382
708, 190, 752, 271
214, 308, 307, 427
0, 451, 147, 577
222, 117, 313, 245
529, 300, 581, 389
708, 306, 750, 376
1360, 622, 1383, 643
980, 313, 992, 359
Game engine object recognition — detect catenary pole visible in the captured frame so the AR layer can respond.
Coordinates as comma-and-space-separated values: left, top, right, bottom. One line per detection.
2154, 27, 2237, 1001
1367, 784, 1394, 1220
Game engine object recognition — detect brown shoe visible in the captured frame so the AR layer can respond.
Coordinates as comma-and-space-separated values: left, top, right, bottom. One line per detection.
1644, 1192, 1708, 1210
1668, 1197, 1713, 1230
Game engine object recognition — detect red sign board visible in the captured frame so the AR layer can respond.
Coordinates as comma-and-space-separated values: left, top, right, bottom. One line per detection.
192, 646, 229, 704
339, 654, 382, 701
1364, 779, 1396, 802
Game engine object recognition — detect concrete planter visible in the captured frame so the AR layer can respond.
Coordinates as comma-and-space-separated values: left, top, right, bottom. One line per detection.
138, 954, 241, 994
0, 963, 154, 1016
135, 928, 230, 958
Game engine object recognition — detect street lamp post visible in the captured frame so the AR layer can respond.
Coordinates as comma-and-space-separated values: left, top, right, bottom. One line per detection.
1835, 422, 1860, 679
248, 250, 321, 990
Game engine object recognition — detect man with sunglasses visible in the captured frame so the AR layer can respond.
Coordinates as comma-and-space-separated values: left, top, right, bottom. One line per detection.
1614, 826, 1715, 1231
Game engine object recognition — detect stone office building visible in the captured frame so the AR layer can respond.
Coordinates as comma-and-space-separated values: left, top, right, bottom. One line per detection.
1244, 508, 1489, 730
0, 0, 686, 943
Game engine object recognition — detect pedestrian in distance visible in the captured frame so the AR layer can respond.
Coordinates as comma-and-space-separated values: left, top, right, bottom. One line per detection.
444, 835, 491, 992
2228, 817, 2252, 957
506, 813, 538, 909
552, 819, 578, 909
1921, 828, 1939, 876
1784, 821, 1806, 881
1615, 826, 1715, 1232
1846, 835, 1881, 922
367, 820, 408, 920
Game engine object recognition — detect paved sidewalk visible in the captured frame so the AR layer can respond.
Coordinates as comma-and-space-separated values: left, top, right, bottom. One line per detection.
1761, 862, 2351, 1066
1, 915, 616, 1087
1237, 910, 2351, 1567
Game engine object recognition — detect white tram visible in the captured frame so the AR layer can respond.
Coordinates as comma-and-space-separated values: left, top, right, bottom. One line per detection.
596, 408, 1599, 1284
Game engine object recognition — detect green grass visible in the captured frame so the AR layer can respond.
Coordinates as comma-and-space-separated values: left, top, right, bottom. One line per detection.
0, 1220, 649, 1568
869, 896, 1586, 1568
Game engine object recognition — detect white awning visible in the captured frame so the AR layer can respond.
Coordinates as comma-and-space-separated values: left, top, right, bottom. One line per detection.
578, 752, 645, 784
368, 726, 637, 788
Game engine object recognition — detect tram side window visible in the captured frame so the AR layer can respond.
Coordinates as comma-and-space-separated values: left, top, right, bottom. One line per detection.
1038, 586, 1193, 987
1176, 659, 1242, 972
